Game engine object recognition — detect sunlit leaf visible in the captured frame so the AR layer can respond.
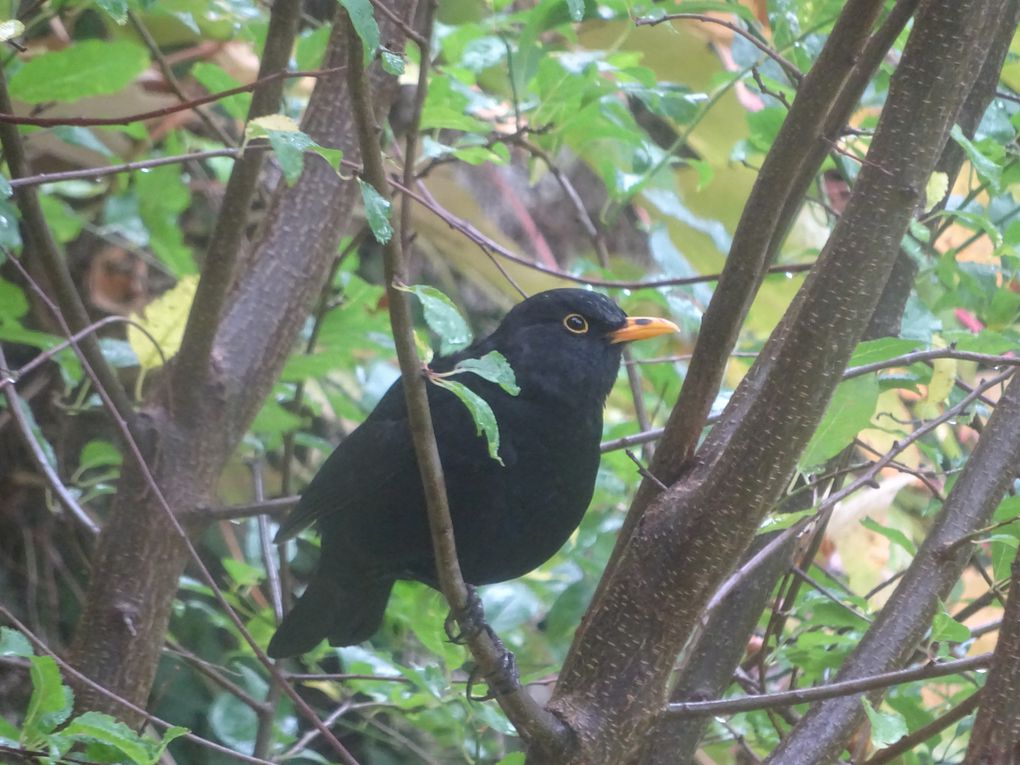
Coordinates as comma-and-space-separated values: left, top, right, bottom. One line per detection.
400, 284, 473, 354
127, 275, 198, 371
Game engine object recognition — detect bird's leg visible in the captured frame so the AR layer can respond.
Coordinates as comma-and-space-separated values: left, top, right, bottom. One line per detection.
444, 584, 486, 644
465, 630, 520, 701
442, 587, 520, 700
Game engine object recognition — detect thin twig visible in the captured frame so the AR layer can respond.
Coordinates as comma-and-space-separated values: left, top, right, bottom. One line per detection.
665, 653, 991, 717
0, 67, 346, 127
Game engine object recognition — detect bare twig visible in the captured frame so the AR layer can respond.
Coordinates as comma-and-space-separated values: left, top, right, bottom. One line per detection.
666, 653, 991, 717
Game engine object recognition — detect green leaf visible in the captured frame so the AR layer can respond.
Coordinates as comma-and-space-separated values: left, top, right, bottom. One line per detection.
400, 284, 473, 354
79, 440, 123, 471
930, 600, 971, 644
358, 179, 394, 245
0, 627, 33, 657
800, 374, 880, 468
0, 277, 28, 320
190, 63, 250, 121
0, 175, 11, 199
862, 698, 908, 748
564, 0, 584, 21
861, 516, 917, 556
23, 656, 73, 744
757, 508, 815, 535
950, 124, 1002, 191
433, 378, 503, 464
247, 115, 310, 185
848, 338, 922, 367
452, 351, 519, 395
94, 0, 128, 23
61, 712, 151, 764
381, 49, 404, 75
10, 40, 148, 104
209, 691, 258, 755
339, 0, 380, 63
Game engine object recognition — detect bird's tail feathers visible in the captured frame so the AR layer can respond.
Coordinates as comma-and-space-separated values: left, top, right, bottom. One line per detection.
267, 574, 394, 658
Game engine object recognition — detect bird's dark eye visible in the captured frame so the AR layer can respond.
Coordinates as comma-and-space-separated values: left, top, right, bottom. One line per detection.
563, 313, 589, 334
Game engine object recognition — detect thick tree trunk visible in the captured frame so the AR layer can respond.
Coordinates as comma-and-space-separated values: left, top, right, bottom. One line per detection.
536, 1, 1013, 762
69, 9, 413, 723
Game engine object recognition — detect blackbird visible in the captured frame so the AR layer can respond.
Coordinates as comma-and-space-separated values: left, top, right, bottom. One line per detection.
267, 288, 677, 657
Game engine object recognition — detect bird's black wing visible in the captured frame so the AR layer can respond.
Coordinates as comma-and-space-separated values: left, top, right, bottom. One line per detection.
272, 381, 413, 543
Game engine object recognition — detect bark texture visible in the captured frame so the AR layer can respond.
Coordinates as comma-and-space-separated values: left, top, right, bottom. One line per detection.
69, 10, 413, 722
538, 1, 1012, 762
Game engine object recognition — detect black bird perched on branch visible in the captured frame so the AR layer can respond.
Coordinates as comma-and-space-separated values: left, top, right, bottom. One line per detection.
267, 289, 678, 657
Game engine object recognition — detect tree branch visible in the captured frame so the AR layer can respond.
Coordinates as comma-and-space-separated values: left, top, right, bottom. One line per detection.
0, 69, 138, 433
544, 1, 1007, 761
665, 653, 990, 717
171, 0, 303, 421
342, 11, 570, 754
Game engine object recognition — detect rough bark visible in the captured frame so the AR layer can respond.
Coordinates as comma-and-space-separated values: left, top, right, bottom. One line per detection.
69, 9, 413, 722
963, 557, 1020, 765
538, 1, 1010, 762
638, 1, 1017, 758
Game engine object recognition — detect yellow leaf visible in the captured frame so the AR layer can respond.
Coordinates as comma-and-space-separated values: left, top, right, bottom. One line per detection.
925, 172, 948, 211
917, 341, 956, 418
247, 114, 301, 136
127, 276, 198, 371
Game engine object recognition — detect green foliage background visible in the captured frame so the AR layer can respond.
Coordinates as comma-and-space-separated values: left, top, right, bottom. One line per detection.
0, 0, 1018, 762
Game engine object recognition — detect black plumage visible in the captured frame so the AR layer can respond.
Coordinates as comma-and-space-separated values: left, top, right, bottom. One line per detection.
267, 288, 677, 657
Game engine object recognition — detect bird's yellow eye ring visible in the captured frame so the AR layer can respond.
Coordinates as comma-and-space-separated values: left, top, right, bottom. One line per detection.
563, 313, 589, 334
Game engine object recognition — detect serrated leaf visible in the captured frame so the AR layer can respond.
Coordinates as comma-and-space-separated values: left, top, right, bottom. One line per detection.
800, 375, 880, 468
339, 0, 380, 63
127, 275, 198, 371
358, 179, 393, 245
0, 627, 33, 657
433, 378, 503, 464
925, 172, 948, 211
0, 19, 24, 43
10, 40, 148, 104
61, 712, 151, 764
400, 284, 472, 354
930, 601, 971, 644
453, 351, 519, 394
24, 656, 73, 744
862, 699, 907, 748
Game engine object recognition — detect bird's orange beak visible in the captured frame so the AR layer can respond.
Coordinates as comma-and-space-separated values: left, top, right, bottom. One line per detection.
608, 316, 680, 344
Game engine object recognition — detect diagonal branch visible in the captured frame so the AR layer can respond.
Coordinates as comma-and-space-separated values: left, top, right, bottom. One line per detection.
170, 0, 302, 421
0, 71, 138, 433
342, 10, 570, 753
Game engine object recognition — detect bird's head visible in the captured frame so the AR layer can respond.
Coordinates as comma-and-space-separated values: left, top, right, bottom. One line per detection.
480, 289, 679, 407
